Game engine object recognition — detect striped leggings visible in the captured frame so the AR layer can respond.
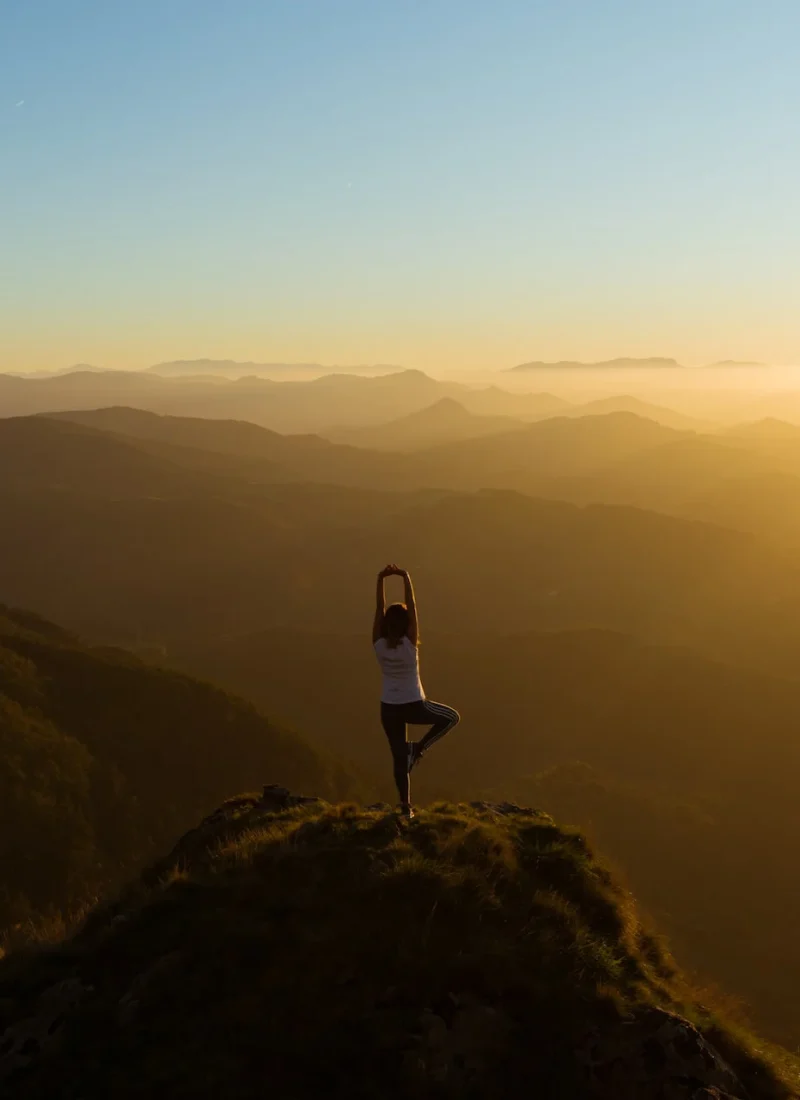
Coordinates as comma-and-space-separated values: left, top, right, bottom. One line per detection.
380, 698, 460, 801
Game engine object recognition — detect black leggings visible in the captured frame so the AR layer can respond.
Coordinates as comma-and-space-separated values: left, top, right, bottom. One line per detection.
380, 698, 460, 803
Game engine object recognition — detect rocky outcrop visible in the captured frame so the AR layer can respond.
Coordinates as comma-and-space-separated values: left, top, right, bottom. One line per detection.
578, 1007, 746, 1099
468, 799, 552, 818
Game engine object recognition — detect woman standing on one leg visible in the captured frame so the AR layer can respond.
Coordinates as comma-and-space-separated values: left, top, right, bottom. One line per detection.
373, 564, 460, 818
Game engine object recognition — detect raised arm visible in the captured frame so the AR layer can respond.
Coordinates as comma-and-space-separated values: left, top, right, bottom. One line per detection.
399, 568, 419, 645
373, 566, 390, 643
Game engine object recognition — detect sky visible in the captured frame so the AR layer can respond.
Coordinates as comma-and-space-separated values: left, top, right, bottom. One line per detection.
3, 0, 800, 373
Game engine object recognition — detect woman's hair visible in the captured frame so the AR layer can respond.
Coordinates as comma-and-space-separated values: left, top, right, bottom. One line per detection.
382, 602, 409, 648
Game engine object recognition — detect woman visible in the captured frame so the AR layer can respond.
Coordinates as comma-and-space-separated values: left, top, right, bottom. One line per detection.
373, 564, 460, 818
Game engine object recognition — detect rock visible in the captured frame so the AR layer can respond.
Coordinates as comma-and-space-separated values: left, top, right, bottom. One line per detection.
494, 801, 546, 817
468, 800, 550, 819
0, 978, 93, 1082
259, 784, 320, 811
145, 785, 324, 884
578, 1007, 746, 1099
194, 786, 319, 834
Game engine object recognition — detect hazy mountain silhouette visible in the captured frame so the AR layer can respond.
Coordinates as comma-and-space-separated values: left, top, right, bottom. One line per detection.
415, 412, 685, 488
41, 407, 414, 487
562, 395, 714, 431
509, 357, 683, 371
46, 406, 330, 460
725, 418, 800, 440
323, 397, 527, 450
0, 416, 211, 496
19, 406, 800, 607
324, 397, 695, 454
45, 407, 686, 492
0, 369, 171, 418
6, 363, 108, 379
146, 358, 402, 378
0, 368, 568, 432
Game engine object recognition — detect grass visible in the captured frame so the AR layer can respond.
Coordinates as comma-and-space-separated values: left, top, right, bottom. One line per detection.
1, 799, 798, 1099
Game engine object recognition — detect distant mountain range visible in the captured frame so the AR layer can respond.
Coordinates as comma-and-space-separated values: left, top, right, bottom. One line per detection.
323, 393, 710, 451
0, 367, 567, 432
510, 357, 771, 371
510, 357, 682, 371
8, 356, 773, 381
7, 407, 800, 664
145, 359, 403, 378
5, 361, 404, 381
6, 363, 109, 379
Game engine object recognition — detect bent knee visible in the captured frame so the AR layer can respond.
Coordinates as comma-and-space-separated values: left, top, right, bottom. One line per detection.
443, 707, 460, 727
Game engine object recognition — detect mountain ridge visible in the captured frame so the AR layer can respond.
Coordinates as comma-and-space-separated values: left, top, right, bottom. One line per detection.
510, 357, 683, 371
323, 397, 529, 451
146, 359, 402, 377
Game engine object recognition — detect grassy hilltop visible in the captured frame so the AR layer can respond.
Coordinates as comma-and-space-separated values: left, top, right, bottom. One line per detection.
1, 791, 797, 1099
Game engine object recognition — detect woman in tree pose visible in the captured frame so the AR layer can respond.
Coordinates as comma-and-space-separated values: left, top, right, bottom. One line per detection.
373, 564, 460, 818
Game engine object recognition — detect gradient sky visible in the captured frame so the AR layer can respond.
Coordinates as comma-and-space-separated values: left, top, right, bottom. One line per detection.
4, 0, 800, 372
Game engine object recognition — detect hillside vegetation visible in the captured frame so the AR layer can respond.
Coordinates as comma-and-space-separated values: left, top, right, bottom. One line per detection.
0, 607, 363, 936
1, 792, 797, 1099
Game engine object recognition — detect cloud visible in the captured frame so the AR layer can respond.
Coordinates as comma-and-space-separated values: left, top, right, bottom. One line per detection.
15, 100, 24, 107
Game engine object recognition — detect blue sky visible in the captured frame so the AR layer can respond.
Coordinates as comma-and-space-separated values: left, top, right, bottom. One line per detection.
3, 0, 800, 371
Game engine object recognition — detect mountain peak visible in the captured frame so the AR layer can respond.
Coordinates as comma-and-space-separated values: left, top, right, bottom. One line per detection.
0, 788, 778, 1098
408, 396, 469, 419
387, 367, 434, 382
729, 417, 800, 438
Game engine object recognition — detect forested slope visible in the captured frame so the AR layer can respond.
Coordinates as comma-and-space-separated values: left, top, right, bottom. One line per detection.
0, 607, 364, 934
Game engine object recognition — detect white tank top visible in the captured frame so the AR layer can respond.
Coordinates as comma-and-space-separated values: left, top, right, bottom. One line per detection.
374, 636, 425, 704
